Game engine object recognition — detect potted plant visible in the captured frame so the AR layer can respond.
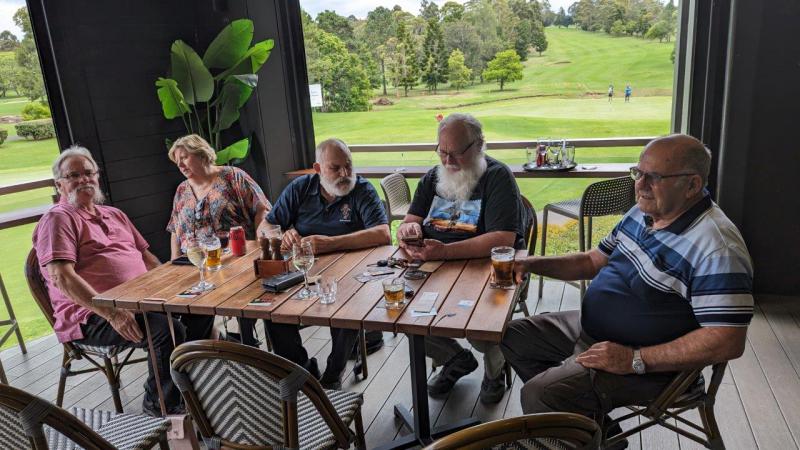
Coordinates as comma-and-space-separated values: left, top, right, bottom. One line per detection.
155, 19, 273, 164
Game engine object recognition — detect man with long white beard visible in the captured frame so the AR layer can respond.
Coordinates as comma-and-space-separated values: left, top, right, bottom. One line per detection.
396, 113, 528, 403
263, 138, 390, 389
33, 145, 185, 416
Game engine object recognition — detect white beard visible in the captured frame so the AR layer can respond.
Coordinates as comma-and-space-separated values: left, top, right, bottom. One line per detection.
68, 184, 106, 206
320, 172, 357, 198
435, 155, 487, 202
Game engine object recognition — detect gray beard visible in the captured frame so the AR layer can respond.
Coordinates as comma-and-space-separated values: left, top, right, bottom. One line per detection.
320, 173, 357, 198
68, 185, 106, 207
435, 156, 487, 202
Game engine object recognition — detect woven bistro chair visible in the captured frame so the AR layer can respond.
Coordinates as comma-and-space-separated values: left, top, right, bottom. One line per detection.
170, 339, 366, 449
603, 363, 727, 449
422, 412, 600, 450
538, 176, 635, 299
380, 173, 411, 224
0, 383, 169, 450
514, 195, 538, 318
24, 249, 147, 413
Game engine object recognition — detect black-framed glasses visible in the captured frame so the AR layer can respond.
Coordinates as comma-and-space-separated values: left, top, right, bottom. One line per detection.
59, 170, 98, 181
435, 139, 477, 159
629, 167, 696, 184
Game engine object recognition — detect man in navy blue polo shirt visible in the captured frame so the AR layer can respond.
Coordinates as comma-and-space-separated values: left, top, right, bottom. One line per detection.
501, 134, 753, 444
264, 138, 391, 389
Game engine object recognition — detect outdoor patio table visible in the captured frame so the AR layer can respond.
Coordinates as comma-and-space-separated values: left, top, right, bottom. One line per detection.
93, 243, 524, 449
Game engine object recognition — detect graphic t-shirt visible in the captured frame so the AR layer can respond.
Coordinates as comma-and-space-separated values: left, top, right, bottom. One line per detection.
408, 156, 527, 249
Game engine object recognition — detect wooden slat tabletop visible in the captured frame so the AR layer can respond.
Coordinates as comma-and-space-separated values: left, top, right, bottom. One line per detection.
92, 244, 525, 343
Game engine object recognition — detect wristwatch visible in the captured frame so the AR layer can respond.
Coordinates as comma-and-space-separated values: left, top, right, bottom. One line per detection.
632, 348, 646, 375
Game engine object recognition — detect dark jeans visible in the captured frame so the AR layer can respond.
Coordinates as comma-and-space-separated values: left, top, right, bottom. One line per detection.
78, 313, 185, 411
500, 310, 674, 419
263, 320, 358, 381
180, 314, 258, 346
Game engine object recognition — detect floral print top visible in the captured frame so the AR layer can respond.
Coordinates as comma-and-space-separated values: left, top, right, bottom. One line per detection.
167, 166, 270, 251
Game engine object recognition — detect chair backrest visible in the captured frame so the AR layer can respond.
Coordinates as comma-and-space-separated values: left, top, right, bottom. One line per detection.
422, 413, 600, 450
24, 249, 57, 330
580, 176, 635, 217
0, 383, 115, 450
644, 362, 726, 418
380, 173, 411, 218
170, 339, 355, 449
520, 195, 538, 255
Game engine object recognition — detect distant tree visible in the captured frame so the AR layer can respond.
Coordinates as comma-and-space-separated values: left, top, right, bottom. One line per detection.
531, 26, 548, 56
541, 0, 556, 26
0, 30, 18, 51
12, 7, 45, 102
303, 20, 371, 112
645, 20, 672, 42
420, 0, 441, 22
441, 2, 465, 22
443, 19, 481, 80
447, 49, 471, 91
316, 10, 355, 49
421, 18, 448, 92
483, 49, 524, 91
0, 57, 17, 97
392, 21, 419, 96
364, 6, 397, 95
554, 7, 567, 27
466, 0, 504, 82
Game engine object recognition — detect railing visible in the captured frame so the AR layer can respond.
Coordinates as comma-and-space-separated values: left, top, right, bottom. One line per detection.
346, 136, 655, 153
0, 178, 56, 231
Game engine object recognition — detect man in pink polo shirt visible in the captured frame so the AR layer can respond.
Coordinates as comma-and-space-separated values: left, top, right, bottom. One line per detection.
33, 145, 186, 416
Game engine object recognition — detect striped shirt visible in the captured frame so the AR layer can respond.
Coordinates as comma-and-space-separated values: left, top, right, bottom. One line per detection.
581, 194, 754, 347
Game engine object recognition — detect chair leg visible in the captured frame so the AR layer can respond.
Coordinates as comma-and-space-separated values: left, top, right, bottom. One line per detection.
56, 350, 70, 407
699, 402, 724, 450
158, 438, 169, 450
504, 362, 512, 388
538, 208, 550, 300
353, 407, 367, 450
0, 360, 7, 384
103, 356, 124, 413
578, 216, 586, 298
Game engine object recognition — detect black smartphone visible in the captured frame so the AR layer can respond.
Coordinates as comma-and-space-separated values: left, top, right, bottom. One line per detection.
171, 256, 193, 265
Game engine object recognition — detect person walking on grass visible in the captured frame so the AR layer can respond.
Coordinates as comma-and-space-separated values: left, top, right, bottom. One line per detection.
608, 84, 614, 102
625, 83, 632, 102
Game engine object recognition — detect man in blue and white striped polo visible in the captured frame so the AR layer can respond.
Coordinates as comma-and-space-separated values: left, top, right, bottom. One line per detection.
501, 134, 752, 439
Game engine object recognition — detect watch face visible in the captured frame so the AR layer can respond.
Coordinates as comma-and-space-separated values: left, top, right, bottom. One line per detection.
633, 359, 646, 374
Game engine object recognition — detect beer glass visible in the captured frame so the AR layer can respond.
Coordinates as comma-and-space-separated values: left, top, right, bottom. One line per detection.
382, 277, 406, 310
204, 235, 222, 271
292, 241, 315, 299
186, 237, 214, 292
490, 246, 515, 288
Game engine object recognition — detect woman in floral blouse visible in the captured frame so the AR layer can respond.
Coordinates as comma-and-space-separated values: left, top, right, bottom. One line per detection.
166, 134, 270, 341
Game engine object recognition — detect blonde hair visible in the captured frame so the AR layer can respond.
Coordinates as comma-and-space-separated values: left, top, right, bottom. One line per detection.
168, 134, 216, 165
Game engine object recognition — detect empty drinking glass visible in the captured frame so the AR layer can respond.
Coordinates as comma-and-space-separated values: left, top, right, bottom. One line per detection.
316, 276, 337, 305
561, 144, 576, 167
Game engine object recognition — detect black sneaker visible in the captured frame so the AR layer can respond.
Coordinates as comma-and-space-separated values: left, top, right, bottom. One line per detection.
479, 372, 506, 404
348, 332, 385, 360
604, 419, 629, 450
427, 350, 478, 397
320, 375, 343, 390
142, 399, 185, 417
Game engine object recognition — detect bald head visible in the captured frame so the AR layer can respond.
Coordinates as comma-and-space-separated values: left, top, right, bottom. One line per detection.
643, 134, 712, 186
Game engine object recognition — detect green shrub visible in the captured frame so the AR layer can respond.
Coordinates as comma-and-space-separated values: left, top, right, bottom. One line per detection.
20, 102, 52, 121
0, 129, 7, 146
15, 119, 56, 140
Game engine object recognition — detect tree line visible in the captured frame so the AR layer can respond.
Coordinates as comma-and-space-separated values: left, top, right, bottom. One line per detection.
0, 7, 46, 101
303, 0, 550, 112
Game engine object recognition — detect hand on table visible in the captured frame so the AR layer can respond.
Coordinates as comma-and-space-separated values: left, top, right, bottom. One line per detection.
575, 341, 633, 375
108, 310, 143, 343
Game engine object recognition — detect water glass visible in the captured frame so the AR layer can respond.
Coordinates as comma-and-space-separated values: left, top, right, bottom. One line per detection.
525, 147, 536, 165
546, 142, 562, 167
316, 276, 337, 305
561, 144, 576, 167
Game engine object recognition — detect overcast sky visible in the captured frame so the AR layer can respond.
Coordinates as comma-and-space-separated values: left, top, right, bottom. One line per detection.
0, 0, 25, 38
300, 0, 576, 20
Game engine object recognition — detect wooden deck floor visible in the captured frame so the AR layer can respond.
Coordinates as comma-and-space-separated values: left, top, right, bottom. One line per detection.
2, 282, 798, 449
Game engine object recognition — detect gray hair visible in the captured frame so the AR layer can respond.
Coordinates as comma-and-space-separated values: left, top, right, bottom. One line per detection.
52, 145, 99, 179
315, 138, 351, 163
437, 113, 486, 152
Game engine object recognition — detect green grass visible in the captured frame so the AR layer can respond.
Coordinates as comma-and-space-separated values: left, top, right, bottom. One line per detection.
0, 26, 672, 348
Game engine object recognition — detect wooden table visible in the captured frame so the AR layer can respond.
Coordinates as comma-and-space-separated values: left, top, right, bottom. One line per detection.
286, 162, 632, 180
93, 243, 524, 449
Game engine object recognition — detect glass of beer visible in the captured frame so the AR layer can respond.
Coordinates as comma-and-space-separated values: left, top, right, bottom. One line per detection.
490, 246, 515, 288
382, 277, 406, 310
203, 235, 223, 271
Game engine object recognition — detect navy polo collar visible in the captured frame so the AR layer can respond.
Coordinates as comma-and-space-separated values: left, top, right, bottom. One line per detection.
646, 193, 712, 235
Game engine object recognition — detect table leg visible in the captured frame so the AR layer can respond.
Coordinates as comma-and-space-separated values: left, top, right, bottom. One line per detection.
374, 334, 479, 450
142, 311, 167, 417
166, 311, 177, 347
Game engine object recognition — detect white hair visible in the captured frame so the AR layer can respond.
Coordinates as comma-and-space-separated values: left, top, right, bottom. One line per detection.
52, 145, 99, 179
315, 138, 351, 163
437, 113, 486, 153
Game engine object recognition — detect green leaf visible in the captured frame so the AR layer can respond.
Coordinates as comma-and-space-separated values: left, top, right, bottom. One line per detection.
215, 138, 249, 165
155, 77, 190, 119
171, 40, 214, 104
203, 19, 254, 69
215, 39, 275, 80
216, 75, 257, 132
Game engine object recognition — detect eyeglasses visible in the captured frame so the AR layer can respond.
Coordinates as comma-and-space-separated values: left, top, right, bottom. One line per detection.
60, 170, 98, 181
630, 167, 696, 184
435, 140, 476, 159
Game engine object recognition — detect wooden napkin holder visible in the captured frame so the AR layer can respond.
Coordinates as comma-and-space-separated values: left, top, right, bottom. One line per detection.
254, 258, 292, 279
